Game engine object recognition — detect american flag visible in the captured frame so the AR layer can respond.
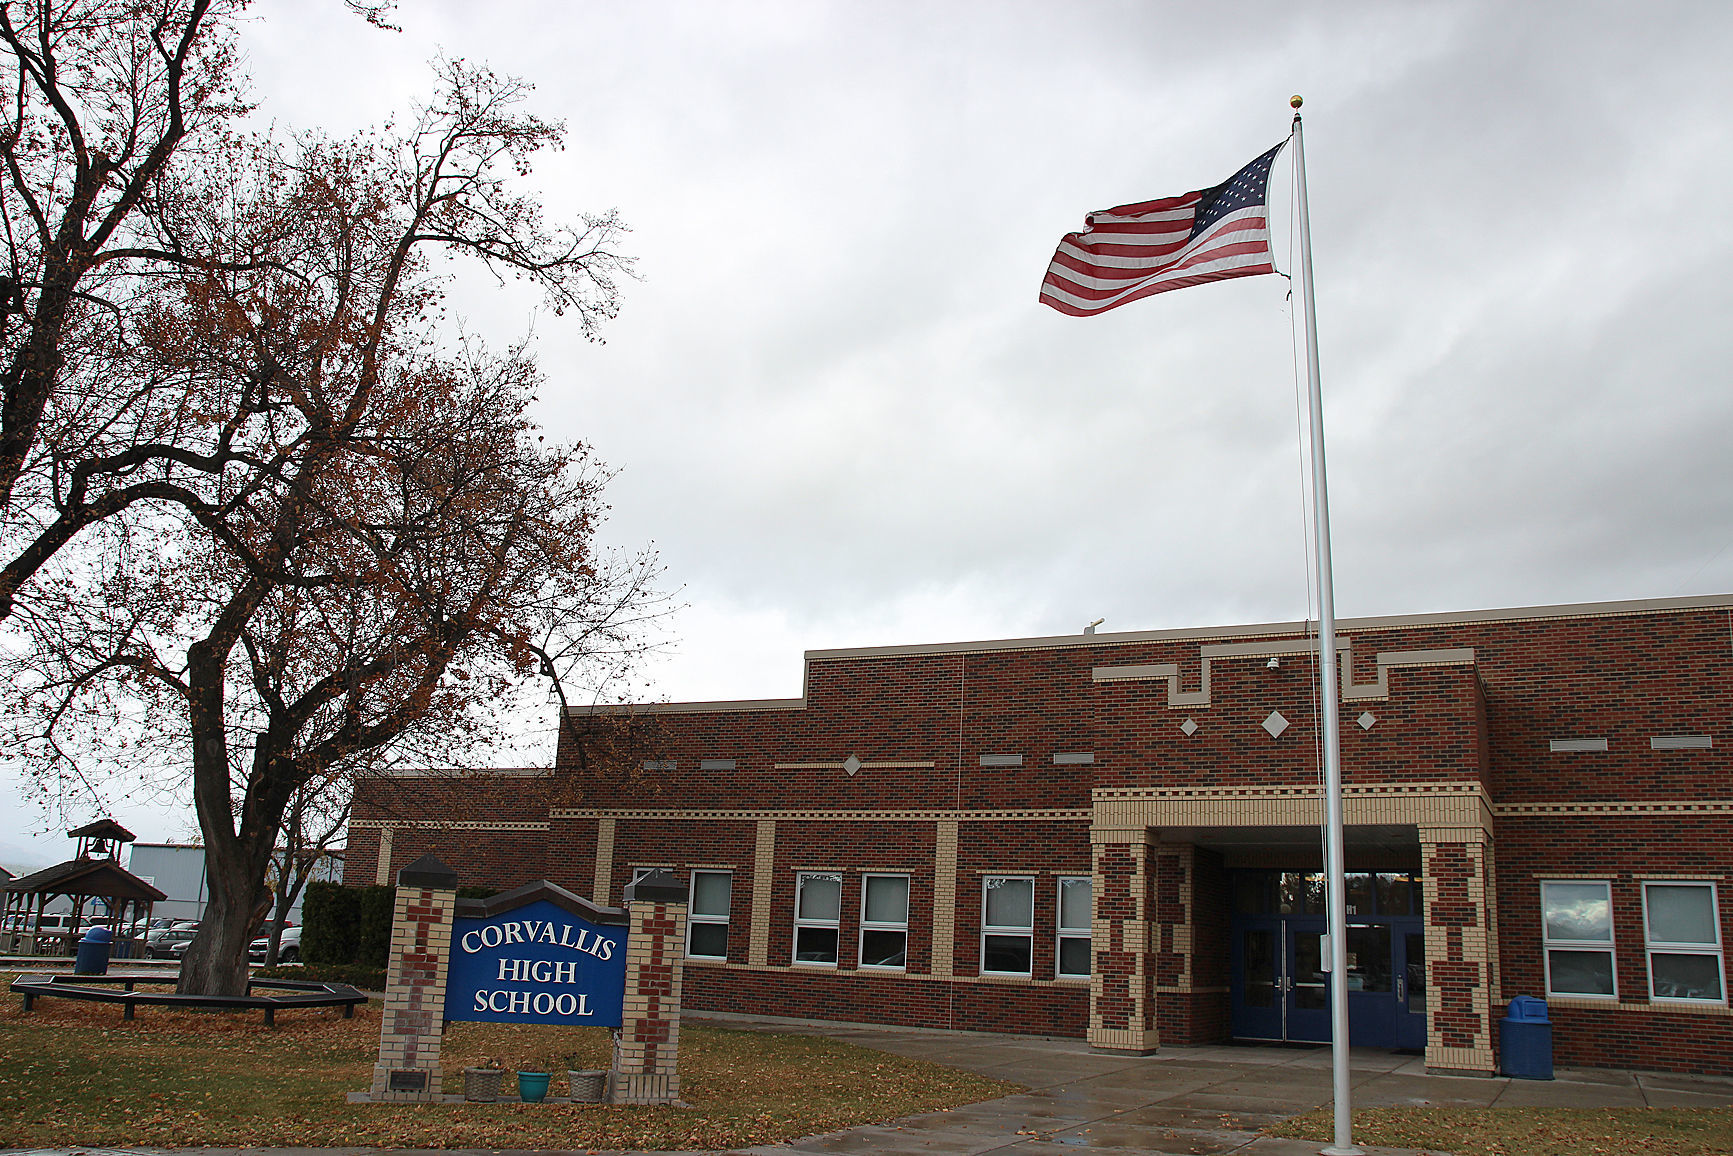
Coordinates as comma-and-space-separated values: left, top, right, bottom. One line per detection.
1040, 142, 1285, 316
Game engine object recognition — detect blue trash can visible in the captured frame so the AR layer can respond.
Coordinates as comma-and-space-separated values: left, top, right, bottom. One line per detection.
74, 925, 113, 975
1500, 995, 1553, 1079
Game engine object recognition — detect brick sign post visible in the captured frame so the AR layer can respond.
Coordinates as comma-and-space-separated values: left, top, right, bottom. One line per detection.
611, 870, 690, 1105
370, 853, 458, 1101
360, 860, 687, 1105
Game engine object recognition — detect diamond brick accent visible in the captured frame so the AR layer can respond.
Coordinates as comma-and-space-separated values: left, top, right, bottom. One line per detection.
1180, 718, 1198, 736
1262, 711, 1289, 739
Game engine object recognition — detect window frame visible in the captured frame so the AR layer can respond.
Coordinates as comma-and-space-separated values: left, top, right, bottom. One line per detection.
980, 874, 1036, 977
792, 871, 843, 968
1540, 879, 1619, 1000
1056, 875, 1092, 979
686, 869, 732, 961
1641, 880, 1726, 1005
858, 873, 910, 972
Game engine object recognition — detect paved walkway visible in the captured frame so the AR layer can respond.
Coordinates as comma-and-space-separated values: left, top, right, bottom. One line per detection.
701, 1014, 1733, 1155
6, 1014, 1733, 1156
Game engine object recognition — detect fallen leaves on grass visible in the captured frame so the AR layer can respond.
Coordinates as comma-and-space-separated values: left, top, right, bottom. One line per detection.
1267, 1104, 1733, 1156
0, 981, 1017, 1151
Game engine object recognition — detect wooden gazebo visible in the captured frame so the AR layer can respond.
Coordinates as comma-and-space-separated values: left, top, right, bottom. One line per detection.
1, 820, 166, 957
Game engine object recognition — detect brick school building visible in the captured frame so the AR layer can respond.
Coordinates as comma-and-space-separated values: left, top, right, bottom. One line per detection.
347, 594, 1733, 1076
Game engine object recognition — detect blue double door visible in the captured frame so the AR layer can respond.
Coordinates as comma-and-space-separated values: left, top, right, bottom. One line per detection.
1230, 916, 1427, 1049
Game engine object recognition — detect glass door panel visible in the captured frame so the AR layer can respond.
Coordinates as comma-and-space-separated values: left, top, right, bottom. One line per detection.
1345, 924, 1396, 1046
1285, 922, 1330, 1041
1230, 920, 1284, 1040
1395, 927, 1428, 1049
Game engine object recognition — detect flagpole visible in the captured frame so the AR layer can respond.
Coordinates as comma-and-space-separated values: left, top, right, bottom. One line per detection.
1290, 95, 1361, 1156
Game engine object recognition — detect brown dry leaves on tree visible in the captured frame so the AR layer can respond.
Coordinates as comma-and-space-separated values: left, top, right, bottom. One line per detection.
0, 18, 666, 996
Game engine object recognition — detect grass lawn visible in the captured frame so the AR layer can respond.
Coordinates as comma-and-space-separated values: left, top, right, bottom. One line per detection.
0, 976, 1018, 1150
1269, 1105, 1733, 1155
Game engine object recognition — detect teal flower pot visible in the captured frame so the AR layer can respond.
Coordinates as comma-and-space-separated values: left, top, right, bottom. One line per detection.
516, 1071, 551, 1103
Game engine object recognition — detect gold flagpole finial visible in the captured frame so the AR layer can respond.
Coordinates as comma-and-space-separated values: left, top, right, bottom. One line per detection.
1290, 94, 1303, 109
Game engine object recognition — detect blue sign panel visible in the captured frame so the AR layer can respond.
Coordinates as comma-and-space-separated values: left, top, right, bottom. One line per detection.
446, 898, 627, 1026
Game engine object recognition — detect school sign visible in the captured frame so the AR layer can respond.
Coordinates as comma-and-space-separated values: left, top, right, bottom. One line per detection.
447, 894, 627, 1025
363, 856, 689, 1105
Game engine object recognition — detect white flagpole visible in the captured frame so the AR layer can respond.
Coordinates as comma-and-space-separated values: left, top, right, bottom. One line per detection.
1289, 95, 1361, 1156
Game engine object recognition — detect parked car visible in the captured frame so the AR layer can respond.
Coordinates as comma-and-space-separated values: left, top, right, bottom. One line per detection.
144, 927, 198, 959
249, 924, 302, 964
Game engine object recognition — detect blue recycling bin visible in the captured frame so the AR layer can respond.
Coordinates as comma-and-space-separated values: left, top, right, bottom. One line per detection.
73, 925, 113, 975
1500, 995, 1553, 1079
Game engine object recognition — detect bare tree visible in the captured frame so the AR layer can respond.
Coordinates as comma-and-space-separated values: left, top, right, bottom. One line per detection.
2, 60, 659, 996
260, 772, 350, 967
0, 0, 250, 619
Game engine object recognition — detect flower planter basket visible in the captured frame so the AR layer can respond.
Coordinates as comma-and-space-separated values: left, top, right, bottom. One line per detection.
462, 1067, 505, 1102
517, 1070, 551, 1103
567, 1069, 607, 1102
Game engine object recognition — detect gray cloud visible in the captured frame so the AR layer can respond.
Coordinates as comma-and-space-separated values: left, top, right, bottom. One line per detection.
5, 0, 1730, 857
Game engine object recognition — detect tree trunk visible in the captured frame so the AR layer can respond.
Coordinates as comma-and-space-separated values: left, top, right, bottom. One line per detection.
265, 860, 312, 967
175, 844, 269, 995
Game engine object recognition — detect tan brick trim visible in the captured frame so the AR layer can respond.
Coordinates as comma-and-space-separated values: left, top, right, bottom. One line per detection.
350, 819, 551, 831
374, 826, 394, 886
549, 807, 1090, 822
931, 820, 959, 980
592, 817, 616, 906
1156, 984, 1231, 994
748, 820, 776, 967
1096, 781, 1487, 801
1547, 997, 1733, 1016
1419, 828, 1497, 1075
1092, 641, 1477, 709
774, 761, 937, 770
678, 962, 1091, 989
1094, 781, 1493, 832
1495, 801, 1733, 817
1088, 829, 1158, 1053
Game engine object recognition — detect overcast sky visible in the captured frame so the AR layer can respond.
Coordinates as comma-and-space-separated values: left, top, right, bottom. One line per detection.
5, 0, 1731, 866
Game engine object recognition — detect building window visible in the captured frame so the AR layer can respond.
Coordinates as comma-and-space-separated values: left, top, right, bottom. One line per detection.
859, 874, 909, 969
1057, 876, 1091, 977
982, 875, 1034, 975
794, 872, 842, 965
1643, 882, 1725, 1004
688, 870, 731, 960
1541, 880, 1617, 998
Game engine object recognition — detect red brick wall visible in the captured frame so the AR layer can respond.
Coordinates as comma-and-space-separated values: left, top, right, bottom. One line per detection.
1496, 815, 1733, 1074
344, 600, 1733, 1073
370, 828, 546, 892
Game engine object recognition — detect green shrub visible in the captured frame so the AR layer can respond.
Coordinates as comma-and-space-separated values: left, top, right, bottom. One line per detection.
302, 881, 394, 967
299, 881, 497, 974
302, 881, 357, 965
355, 885, 395, 968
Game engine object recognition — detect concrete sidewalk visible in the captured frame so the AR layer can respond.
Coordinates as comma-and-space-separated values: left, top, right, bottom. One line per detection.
703, 1013, 1733, 1156
5, 1015, 1733, 1156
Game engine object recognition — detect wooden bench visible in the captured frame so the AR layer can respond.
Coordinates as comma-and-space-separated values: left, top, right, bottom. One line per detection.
9, 972, 367, 1025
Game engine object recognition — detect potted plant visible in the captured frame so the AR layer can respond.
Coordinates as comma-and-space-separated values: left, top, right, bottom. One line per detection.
462, 1057, 506, 1103
515, 1069, 552, 1103
568, 1053, 610, 1109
